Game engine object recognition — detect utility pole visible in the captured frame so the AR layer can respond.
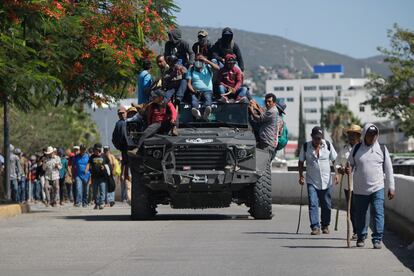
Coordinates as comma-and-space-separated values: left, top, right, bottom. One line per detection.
2, 95, 10, 200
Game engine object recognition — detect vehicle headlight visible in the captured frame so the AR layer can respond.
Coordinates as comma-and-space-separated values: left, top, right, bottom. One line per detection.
234, 145, 255, 160
145, 145, 164, 160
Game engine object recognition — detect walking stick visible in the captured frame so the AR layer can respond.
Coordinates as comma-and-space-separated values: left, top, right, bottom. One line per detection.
346, 171, 353, 248
296, 185, 304, 234
334, 174, 344, 231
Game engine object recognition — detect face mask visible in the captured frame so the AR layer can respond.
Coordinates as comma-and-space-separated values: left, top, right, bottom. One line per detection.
194, 61, 203, 68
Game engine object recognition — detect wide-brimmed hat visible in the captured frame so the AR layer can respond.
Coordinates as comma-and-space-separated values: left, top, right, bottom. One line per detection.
198, 29, 208, 37
126, 106, 138, 114
345, 124, 362, 134
276, 98, 286, 114
73, 145, 80, 150
45, 146, 54, 155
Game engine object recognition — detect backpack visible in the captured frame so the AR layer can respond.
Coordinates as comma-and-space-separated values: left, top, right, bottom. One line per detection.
303, 140, 331, 153
113, 158, 121, 177
276, 120, 288, 151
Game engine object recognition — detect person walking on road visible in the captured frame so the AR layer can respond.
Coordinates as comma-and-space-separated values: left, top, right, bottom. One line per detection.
298, 126, 339, 235
73, 145, 90, 207
9, 144, 23, 202
103, 146, 117, 207
346, 123, 395, 249
336, 124, 364, 239
43, 146, 62, 207
86, 143, 112, 210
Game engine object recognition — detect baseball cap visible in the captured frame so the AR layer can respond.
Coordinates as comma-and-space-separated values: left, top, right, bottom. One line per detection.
366, 125, 378, 135
93, 143, 103, 151
311, 126, 323, 138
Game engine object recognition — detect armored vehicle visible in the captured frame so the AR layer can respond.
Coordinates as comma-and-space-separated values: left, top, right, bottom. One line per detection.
126, 103, 272, 220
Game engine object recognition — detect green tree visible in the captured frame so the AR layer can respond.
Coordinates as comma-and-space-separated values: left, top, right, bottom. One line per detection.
365, 24, 414, 137
323, 101, 361, 149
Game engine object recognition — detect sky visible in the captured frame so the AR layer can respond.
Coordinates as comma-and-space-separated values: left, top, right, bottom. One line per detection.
174, 0, 414, 59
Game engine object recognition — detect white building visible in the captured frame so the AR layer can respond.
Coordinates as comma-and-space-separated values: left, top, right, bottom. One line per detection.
266, 67, 388, 138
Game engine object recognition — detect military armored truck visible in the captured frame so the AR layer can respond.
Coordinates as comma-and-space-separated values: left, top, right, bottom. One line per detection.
126, 103, 272, 220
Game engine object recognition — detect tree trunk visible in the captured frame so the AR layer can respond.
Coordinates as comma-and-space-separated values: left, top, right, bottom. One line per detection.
2, 95, 10, 200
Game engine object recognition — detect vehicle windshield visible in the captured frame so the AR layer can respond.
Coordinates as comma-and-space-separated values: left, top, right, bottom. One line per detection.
178, 103, 249, 128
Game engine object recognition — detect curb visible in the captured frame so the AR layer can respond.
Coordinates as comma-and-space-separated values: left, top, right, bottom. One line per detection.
0, 204, 31, 219
385, 209, 414, 243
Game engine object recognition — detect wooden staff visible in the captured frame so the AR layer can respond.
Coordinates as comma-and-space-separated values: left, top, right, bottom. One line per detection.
296, 185, 304, 234
346, 163, 353, 248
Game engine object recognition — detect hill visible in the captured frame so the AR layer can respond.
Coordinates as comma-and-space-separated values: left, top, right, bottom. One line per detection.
179, 26, 389, 77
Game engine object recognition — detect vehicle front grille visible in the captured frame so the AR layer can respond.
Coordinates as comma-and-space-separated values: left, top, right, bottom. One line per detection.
174, 145, 227, 170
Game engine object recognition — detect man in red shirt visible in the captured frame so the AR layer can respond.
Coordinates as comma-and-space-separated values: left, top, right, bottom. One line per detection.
218, 54, 248, 103
131, 89, 178, 155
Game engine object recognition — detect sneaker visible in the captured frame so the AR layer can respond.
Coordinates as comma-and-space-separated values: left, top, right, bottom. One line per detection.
218, 96, 229, 103
99, 205, 104, 210
191, 108, 201, 119
321, 226, 330, 234
171, 126, 178, 136
93, 205, 98, 210
352, 233, 358, 241
373, 241, 382, 249
203, 106, 212, 120
356, 239, 365, 247
110, 201, 115, 207
235, 96, 248, 103
127, 148, 139, 157
311, 228, 321, 235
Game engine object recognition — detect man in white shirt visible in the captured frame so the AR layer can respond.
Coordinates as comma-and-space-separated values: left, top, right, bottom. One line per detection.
298, 126, 338, 235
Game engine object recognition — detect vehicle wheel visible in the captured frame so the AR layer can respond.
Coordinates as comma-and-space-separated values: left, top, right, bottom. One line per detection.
249, 163, 272, 219
130, 167, 157, 220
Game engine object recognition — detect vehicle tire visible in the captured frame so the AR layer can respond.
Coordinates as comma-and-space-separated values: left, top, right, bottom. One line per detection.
249, 163, 272, 219
130, 166, 156, 220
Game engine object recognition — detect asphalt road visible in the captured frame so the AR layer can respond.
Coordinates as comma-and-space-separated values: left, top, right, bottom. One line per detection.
0, 203, 412, 276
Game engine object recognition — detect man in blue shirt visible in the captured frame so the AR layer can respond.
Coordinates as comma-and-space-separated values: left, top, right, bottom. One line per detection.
298, 126, 339, 235
136, 60, 153, 104
72, 145, 90, 207
187, 54, 219, 120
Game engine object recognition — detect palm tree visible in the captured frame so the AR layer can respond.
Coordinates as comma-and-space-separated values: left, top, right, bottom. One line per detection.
323, 101, 361, 150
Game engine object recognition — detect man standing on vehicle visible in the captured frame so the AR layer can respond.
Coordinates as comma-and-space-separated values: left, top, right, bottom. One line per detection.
298, 126, 338, 235
248, 93, 279, 160
164, 27, 194, 68
346, 124, 395, 249
192, 30, 212, 58
187, 54, 219, 120
137, 60, 152, 104
211, 27, 244, 71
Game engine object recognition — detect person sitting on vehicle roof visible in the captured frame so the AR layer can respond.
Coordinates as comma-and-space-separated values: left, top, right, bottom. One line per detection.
164, 27, 194, 68
129, 90, 178, 156
162, 55, 188, 106
187, 54, 220, 120
217, 54, 248, 103
192, 30, 212, 59
211, 27, 244, 71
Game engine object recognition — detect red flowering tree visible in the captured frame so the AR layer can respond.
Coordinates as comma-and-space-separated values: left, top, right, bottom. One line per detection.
0, 0, 179, 108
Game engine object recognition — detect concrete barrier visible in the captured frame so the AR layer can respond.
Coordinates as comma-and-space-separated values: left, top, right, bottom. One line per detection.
0, 203, 30, 219
271, 171, 414, 241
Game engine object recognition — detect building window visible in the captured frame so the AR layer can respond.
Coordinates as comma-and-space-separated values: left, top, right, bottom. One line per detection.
335, 85, 342, 90
359, 105, 365, 112
274, 86, 285, 91
286, 97, 294, 102
304, 97, 317, 102
278, 97, 285, 102
305, 120, 318, 124
321, 96, 335, 102
304, 86, 317, 91
287, 86, 294, 91
304, 108, 317, 113
319, 85, 334, 90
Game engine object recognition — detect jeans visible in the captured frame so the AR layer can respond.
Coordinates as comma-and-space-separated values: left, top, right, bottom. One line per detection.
75, 177, 89, 206
307, 184, 332, 229
344, 189, 370, 236
353, 188, 385, 242
46, 179, 59, 204
32, 180, 42, 201
93, 178, 107, 206
66, 183, 73, 202
166, 79, 187, 102
10, 179, 19, 202
18, 177, 26, 202
137, 122, 173, 150
191, 91, 213, 109
218, 85, 248, 100
106, 186, 115, 204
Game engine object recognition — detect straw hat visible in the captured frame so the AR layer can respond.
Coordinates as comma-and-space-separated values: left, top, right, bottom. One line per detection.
345, 124, 362, 134
45, 146, 54, 155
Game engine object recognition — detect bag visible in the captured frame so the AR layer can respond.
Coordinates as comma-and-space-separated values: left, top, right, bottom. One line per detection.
276, 120, 288, 151
104, 164, 116, 193
113, 158, 121, 177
